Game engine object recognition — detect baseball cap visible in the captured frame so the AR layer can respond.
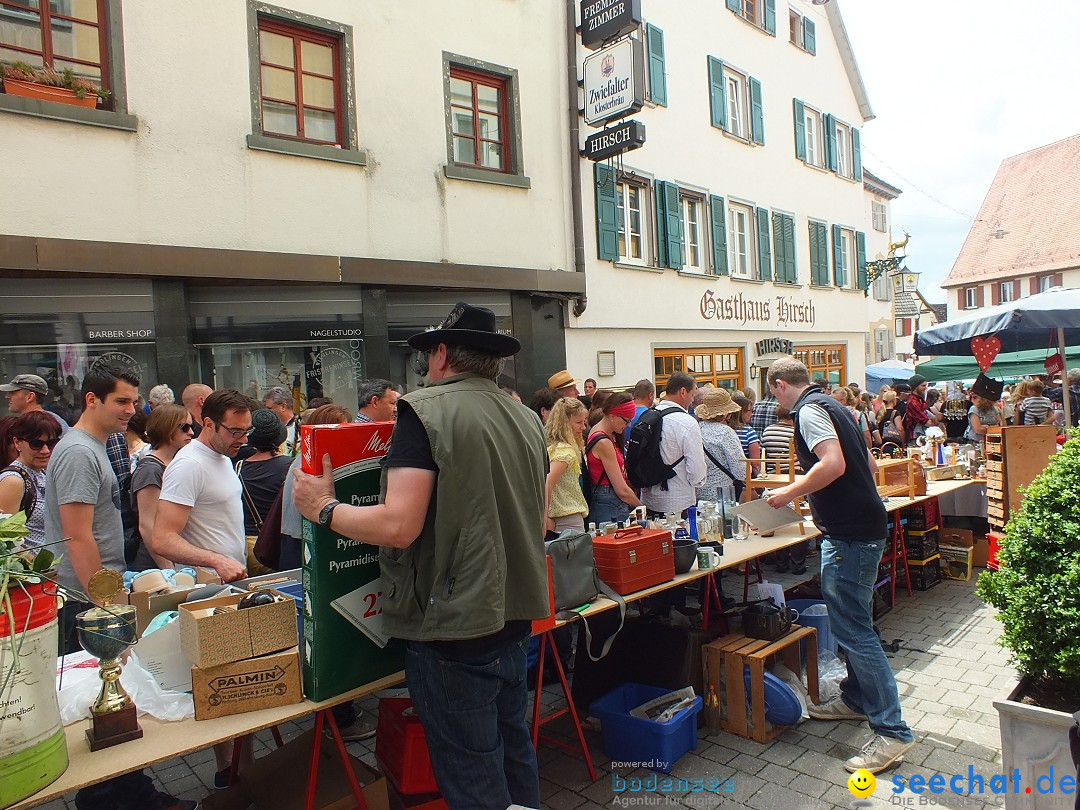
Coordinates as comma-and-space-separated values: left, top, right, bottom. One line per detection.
0, 374, 48, 396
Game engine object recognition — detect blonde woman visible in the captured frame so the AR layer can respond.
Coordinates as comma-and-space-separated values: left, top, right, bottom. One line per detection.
544, 397, 589, 535
965, 395, 1003, 446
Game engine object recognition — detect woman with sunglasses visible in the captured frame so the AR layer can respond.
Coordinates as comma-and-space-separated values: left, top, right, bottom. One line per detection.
128, 403, 193, 570
0, 411, 61, 548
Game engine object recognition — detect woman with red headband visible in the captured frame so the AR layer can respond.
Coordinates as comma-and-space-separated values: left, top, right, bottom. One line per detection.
585, 392, 642, 526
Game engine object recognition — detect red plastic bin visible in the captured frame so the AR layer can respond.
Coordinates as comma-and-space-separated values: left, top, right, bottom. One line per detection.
376, 698, 439, 795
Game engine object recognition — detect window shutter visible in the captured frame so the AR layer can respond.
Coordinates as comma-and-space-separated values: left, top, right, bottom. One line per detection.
594, 163, 619, 261
957, 289, 965, 311
771, 212, 785, 283
783, 214, 797, 282
1013, 280, 1021, 299
803, 18, 816, 54
976, 285, 985, 307
664, 182, 683, 269
646, 24, 667, 107
655, 181, 668, 268
904, 319, 913, 337
726, 0, 741, 11
710, 195, 728, 275
851, 127, 862, 181
749, 77, 764, 145
856, 230, 867, 291
1030, 277, 1040, 296
764, 0, 776, 35
831, 224, 844, 286
809, 222, 821, 285
708, 57, 727, 130
825, 113, 838, 173
756, 207, 772, 281
991, 283, 1000, 306
1054, 272, 1064, 287
792, 99, 806, 161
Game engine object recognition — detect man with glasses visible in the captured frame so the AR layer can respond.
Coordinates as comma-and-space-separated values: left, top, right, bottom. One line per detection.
151, 389, 251, 582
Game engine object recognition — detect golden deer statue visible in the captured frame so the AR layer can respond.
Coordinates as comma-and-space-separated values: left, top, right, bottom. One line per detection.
888, 230, 911, 257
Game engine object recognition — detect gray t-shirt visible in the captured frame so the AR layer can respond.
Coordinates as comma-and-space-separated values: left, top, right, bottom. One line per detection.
797, 403, 839, 452
45, 428, 124, 596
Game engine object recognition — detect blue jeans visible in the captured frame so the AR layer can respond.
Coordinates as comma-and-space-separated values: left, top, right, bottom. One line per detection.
820, 536, 914, 743
587, 483, 631, 526
405, 636, 539, 810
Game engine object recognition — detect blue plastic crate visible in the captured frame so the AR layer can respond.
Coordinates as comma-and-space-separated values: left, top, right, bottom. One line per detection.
589, 683, 702, 774
275, 582, 304, 643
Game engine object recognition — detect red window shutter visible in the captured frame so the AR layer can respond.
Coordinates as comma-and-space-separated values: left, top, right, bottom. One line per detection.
976, 286, 985, 307
957, 289, 965, 310
904, 319, 913, 336
991, 283, 1000, 305
1054, 272, 1064, 287
1013, 280, 1021, 299
1030, 276, 1039, 296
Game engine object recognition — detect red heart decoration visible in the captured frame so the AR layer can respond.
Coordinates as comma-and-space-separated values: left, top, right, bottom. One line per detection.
971, 335, 1002, 373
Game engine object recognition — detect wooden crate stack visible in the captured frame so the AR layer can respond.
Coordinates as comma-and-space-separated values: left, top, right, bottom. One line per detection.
984, 425, 1057, 532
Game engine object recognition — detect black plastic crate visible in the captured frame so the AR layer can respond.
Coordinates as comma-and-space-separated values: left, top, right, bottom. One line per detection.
901, 499, 940, 532
906, 555, 942, 591
906, 529, 939, 561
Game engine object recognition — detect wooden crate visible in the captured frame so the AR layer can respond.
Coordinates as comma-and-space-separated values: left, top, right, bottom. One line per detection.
703, 626, 819, 743
874, 456, 918, 500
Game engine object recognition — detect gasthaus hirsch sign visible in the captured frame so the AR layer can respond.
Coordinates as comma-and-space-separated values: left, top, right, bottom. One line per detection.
580, 0, 643, 50
583, 38, 645, 127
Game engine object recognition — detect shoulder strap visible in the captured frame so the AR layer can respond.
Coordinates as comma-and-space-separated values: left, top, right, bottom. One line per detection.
702, 446, 741, 485
234, 460, 263, 529
575, 574, 626, 661
1, 464, 34, 515
584, 433, 613, 486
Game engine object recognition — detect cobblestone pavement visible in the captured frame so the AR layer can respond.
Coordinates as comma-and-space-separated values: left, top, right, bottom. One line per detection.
32, 572, 1014, 810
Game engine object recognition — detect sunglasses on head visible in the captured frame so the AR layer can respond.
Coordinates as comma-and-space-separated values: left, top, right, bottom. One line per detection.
22, 437, 60, 451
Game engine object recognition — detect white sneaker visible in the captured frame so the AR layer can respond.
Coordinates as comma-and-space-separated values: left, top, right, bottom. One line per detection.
845, 734, 915, 773
807, 698, 866, 721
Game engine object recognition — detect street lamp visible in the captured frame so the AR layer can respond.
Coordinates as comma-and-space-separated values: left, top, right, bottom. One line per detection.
864, 255, 920, 297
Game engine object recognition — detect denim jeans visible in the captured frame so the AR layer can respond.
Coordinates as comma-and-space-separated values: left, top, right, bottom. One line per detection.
405, 636, 539, 810
819, 536, 914, 743
587, 483, 631, 526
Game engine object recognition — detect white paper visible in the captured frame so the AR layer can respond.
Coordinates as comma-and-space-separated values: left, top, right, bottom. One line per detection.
731, 498, 802, 532
331, 577, 390, 649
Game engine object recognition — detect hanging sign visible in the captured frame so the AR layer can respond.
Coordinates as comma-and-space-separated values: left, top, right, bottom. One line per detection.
1045, 352, 1065, 377
583, 38, 644, 127
580, 0, 643, 50
584, 119, 646, 161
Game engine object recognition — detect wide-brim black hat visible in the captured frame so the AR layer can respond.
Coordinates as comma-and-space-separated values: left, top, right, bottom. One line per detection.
971, 373, 1004, 401
407, 302, 521, 358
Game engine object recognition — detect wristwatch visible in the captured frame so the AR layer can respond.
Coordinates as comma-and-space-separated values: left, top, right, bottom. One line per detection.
318, 500, 341, 527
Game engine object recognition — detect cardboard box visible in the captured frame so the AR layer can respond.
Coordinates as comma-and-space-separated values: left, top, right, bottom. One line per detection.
972, 534, 989, 568
301, 422, 404, 701
133, 616, 192, 693
201, 728, 389, 810
179, 592, 298, 668
939, 544, 975, 582
939, 528, 974, 548
191, 647, 303, 720
124, 567, 222, 636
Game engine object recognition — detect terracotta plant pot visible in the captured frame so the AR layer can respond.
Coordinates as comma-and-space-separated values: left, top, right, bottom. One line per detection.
3, 78, 98, 108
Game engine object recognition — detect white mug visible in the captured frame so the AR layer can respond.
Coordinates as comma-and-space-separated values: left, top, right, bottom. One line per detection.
696, 548, 722, 570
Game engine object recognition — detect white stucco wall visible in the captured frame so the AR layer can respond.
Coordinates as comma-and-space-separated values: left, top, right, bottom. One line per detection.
0, 0, 574, 272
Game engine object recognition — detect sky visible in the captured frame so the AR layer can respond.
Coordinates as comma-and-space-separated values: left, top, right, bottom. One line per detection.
839, 0, 1080, 306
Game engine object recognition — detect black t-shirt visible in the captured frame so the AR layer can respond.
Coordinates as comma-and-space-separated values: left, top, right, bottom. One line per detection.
237, 455, 293, 535
382, 399, 529, 657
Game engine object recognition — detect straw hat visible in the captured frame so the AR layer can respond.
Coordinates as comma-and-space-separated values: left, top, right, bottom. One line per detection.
547, 370, 578, 390
695, 388, 742, 421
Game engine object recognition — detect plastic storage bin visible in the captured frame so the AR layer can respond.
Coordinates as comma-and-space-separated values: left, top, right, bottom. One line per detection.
906, 555, 942, 591
786, 599, 837, 660
376, 698, 439, 795
905, 527, 940, 561
589, 683, 702, 774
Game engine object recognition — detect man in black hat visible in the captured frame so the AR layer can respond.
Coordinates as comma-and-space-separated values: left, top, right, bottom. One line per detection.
293, 302, 549, 810
902, 374, 937, 443
2, 372, 69, 432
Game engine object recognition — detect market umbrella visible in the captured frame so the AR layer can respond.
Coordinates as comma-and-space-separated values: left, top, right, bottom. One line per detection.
865, 359, 915, 393
917, 345, 1080, 381
914, 286, 1080, 426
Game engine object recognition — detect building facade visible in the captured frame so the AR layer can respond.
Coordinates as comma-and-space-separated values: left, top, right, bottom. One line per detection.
566, 0, 882, 396
0, 0, 579, 415
942, 134, 1080, 316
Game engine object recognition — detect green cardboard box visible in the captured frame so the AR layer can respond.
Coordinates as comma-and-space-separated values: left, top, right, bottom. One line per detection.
300, 422, 404, 701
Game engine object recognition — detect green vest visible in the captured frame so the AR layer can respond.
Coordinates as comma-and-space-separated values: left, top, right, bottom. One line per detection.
379, 373, 550, 641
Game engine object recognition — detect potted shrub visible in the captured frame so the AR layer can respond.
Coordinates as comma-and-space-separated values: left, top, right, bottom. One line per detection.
977, 434, 1080, 809
1, 61, 108, 108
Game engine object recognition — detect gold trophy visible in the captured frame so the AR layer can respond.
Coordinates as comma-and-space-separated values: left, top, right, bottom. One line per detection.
75, 569, 144, 750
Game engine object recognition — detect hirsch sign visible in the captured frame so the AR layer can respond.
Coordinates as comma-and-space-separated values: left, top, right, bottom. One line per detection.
584, 119, 646, 161
583, 38, 644, 127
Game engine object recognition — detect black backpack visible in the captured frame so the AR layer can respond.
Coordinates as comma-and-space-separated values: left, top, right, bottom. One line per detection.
624, 406, 685, 490
1, 465, 35, 515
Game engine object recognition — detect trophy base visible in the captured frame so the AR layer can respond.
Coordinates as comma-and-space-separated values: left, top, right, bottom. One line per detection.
86, 704, 144, 751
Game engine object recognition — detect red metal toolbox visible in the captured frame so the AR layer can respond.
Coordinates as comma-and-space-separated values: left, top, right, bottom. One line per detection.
376, 697, 439, 795
593, 526, 676, 595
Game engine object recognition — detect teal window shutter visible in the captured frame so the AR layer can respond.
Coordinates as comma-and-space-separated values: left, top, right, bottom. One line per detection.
707, 57, 727, 130
726, 0, 740, 11
756, 207, 771, 281
664, 182, 683, 268
852, 127, 863, 181
764, 0, 776, 35
832, 223, 844, 286
808, 222, 820, 284
646, 24, 667, 107
655, 181, 668, 268
803, 18, 816, 54
783, 214, 797, 282
749, 77, 764, 145
594, 163, 619, 261
816, 222, 829, 284
792, 99, 806, 161
825, 114, 838, 172
856, 231, 868, 291
771, 212, 785, 283
710, 195, 728, 275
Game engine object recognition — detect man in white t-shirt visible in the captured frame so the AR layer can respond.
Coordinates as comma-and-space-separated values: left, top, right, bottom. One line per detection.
151, 388, 250, 582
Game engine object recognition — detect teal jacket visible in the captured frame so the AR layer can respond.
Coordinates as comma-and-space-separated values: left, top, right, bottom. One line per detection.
379, 373, 550, 641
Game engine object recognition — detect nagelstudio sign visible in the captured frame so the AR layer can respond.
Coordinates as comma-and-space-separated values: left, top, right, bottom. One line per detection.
583, 38, 644, 127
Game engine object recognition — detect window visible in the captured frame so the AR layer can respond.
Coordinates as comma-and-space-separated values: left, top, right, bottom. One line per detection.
736, 0, 759, 26
1000, 281, 1015, 303
450, 67, 508, 172
804, 106, 822, 167
725, 72, 746, 140
771, 211, 797, 283
895, 318, 912, 338
872, 259, 890, 301
681, 195, 704, 272
727, 203, 755, 278
793, 345, 846, 387
875, 327, 891, 363
872, 201, 888, 232
825, 115, 861, 181
0, 0, 108, 89
1038, 274, 1053, 293
788, 10, 815, 53
615, 180, 647, 265
708, 58, 763, 145
964, 287, 979, 309
808, 220, 829, 286
654, 348, 744, 392
789, 10, 801, 46
835, 120, 851, 179
839, 228, 855, 288
256, 20, 342, 145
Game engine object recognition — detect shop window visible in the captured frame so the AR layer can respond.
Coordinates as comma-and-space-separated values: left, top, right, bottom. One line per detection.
654, 348, 743, 392
793, 344, 845, 387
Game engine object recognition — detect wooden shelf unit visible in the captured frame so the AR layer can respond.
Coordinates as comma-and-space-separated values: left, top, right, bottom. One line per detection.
874, 456, 918, 500
984, 425, 1057, 531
